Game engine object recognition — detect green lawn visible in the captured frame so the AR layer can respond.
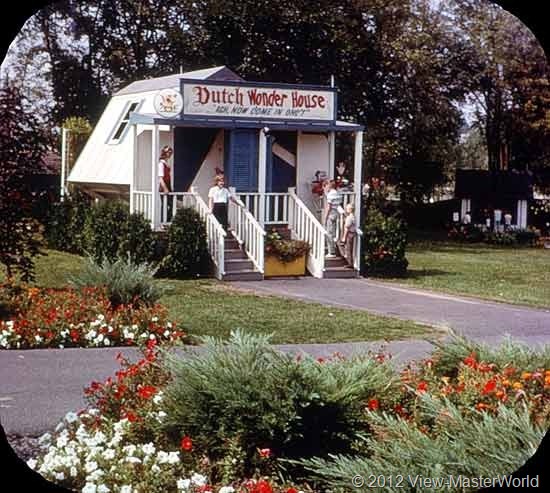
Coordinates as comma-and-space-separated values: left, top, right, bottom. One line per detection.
385, 240, 550, 308
3, 250, 434, 344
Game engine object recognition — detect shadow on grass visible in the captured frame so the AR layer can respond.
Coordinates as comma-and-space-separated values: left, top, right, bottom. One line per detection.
403, 268, 456, 279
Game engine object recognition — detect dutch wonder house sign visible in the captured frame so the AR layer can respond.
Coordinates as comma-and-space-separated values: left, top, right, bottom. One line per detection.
181, 80, 336, 121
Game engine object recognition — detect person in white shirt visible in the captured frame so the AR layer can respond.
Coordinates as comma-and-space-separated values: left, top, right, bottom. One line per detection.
323, 179, 342, 257
158, 146, 173, 193
208, 175, 232, 230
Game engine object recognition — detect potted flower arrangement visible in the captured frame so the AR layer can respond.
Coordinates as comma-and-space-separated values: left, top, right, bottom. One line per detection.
264, 230, 310, 277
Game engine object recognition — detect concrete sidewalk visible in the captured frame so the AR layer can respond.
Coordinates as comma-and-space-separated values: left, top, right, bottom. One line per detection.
232, 277, 550, 346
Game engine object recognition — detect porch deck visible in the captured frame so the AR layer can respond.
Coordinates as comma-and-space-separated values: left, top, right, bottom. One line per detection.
131, 189, 362, 281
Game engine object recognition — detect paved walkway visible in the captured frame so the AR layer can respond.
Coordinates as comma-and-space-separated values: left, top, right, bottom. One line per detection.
2, 279, 549, 435
232, 278, 550, 346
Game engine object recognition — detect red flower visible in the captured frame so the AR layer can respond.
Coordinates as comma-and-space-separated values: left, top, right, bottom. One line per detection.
286, 488, 299, 493
255, 480, 273, 493
180, 436, 193, 451
417, 381, 428, 393
482, 379, 497, 395
367, 398, 380, 411
124, 410, 139, 422
137, 385, 157, 399
258, 448, 272, 458
463, 353, 477, 368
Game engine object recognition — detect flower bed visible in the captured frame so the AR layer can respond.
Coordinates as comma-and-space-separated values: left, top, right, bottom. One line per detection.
0, 285, 186, 349
27, 334, 550, 493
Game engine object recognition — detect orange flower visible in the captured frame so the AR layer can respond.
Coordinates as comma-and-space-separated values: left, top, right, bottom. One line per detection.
180, 436, 193, 452
463, 353, 477, 368
495, 390, 506, 400
475, 402, 490, 411
258, 448, 272, 458
502, 379, 511, 387
544, 375, 550, 386
512, 382, 523, 390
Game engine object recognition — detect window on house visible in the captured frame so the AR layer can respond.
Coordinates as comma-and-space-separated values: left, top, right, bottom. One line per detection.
110, 102, 140, 143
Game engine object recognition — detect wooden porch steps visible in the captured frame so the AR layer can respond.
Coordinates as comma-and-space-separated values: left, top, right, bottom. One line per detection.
221, 232, 263, 281
323, 254, 358, 279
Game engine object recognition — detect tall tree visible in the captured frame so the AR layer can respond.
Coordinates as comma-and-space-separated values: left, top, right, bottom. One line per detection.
0, 87, 48, 282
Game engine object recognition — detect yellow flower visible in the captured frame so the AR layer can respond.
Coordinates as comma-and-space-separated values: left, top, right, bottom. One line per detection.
512, 382, 523, 390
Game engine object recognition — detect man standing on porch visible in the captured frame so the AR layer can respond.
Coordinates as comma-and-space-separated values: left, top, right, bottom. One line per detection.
323, 179, 342, 258
208, 175, 231, 231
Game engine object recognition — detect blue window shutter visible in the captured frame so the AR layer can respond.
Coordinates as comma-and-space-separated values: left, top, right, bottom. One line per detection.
228, 130, 258, 192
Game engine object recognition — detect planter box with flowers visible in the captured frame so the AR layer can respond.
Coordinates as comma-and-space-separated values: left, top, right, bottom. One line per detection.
264, 230, 310, 277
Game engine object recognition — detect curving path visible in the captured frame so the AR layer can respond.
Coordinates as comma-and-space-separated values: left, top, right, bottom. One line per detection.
2, 278, 550, 435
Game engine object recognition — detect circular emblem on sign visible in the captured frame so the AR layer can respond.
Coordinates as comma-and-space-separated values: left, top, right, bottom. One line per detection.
153, 89, 183, 118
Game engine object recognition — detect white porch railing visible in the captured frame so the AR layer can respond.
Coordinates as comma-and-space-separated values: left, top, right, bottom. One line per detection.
288, 188, 328, 278
159, 192, 195, 225
190, 188, 226, 280
133, 191, 153, 222
237, 192, 290, 224
228, 192, 265, 273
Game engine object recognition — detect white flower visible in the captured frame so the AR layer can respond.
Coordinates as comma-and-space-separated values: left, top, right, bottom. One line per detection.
167, 452, 180, 464
85, 461, 98, 473
151, 316, 158, 322
149, 334, 156, 340
164, 330, 170, 337
156, 411, 167, 423
56, 436, 68, 448
70, 466, 78, 477
142, 443, 155, 456
191, 473, 207, 486
97, 314, 105, 321
151, 464, 160, 473
97, 485, 110, 493
177, 479, 191, 490
82, 484, 97, 493
125, 457, 141, 464
152, 392, 163, 405
101, 449, 116, 460
120, 486, 133, 493
104, 338, 110, 346
123, 444, 137, 456
219, 487, 235, 493
87, 469, 104, 482
156, 451, 169, 464
96, 333, 104, 343
35, 335, 43, 342
26, 459, 37, 469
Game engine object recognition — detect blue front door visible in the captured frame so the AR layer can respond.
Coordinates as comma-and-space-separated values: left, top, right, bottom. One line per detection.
225, 129, 258, 192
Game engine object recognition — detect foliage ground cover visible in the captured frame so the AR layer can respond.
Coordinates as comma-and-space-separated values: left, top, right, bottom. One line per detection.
1, 250, 434, 346
384, 239, 550, 308
28, 333, 550, 493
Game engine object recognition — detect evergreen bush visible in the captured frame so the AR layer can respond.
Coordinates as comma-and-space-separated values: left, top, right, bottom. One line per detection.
362, 208, 408, 277
161, 331, 395, 479
299, 396, 546, 492
70, 256, 162, 308
44, 191, 90, 253
82, 201, 156, 264
158, 207, 209, 278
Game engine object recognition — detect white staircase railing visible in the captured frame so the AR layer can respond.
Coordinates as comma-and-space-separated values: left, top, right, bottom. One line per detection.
228, 191, 266, 273
190, 188, 226, 280
287, 188, 329, 278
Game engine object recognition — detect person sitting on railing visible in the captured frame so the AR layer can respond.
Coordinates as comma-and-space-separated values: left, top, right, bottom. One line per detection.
323, 179, 342, 258
208, 175, 234, 232
340, 203, 356, 268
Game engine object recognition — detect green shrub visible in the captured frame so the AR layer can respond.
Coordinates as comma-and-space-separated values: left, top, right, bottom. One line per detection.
119, 212, 157, 264
44, 192, 90, 253
362, 208, 408, 277
299, 396, 546, 492
158, 207, 209, 278
83, 201, 156, 264
447, 223, 485, 243
162, 331, 395, 479
83, 201, 129, 262
70, 256, 162, 308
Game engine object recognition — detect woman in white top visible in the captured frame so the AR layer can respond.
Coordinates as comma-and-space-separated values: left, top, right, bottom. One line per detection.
208, 175, 231, 230
340, 203, 357, 267
323, 179, 342, 257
